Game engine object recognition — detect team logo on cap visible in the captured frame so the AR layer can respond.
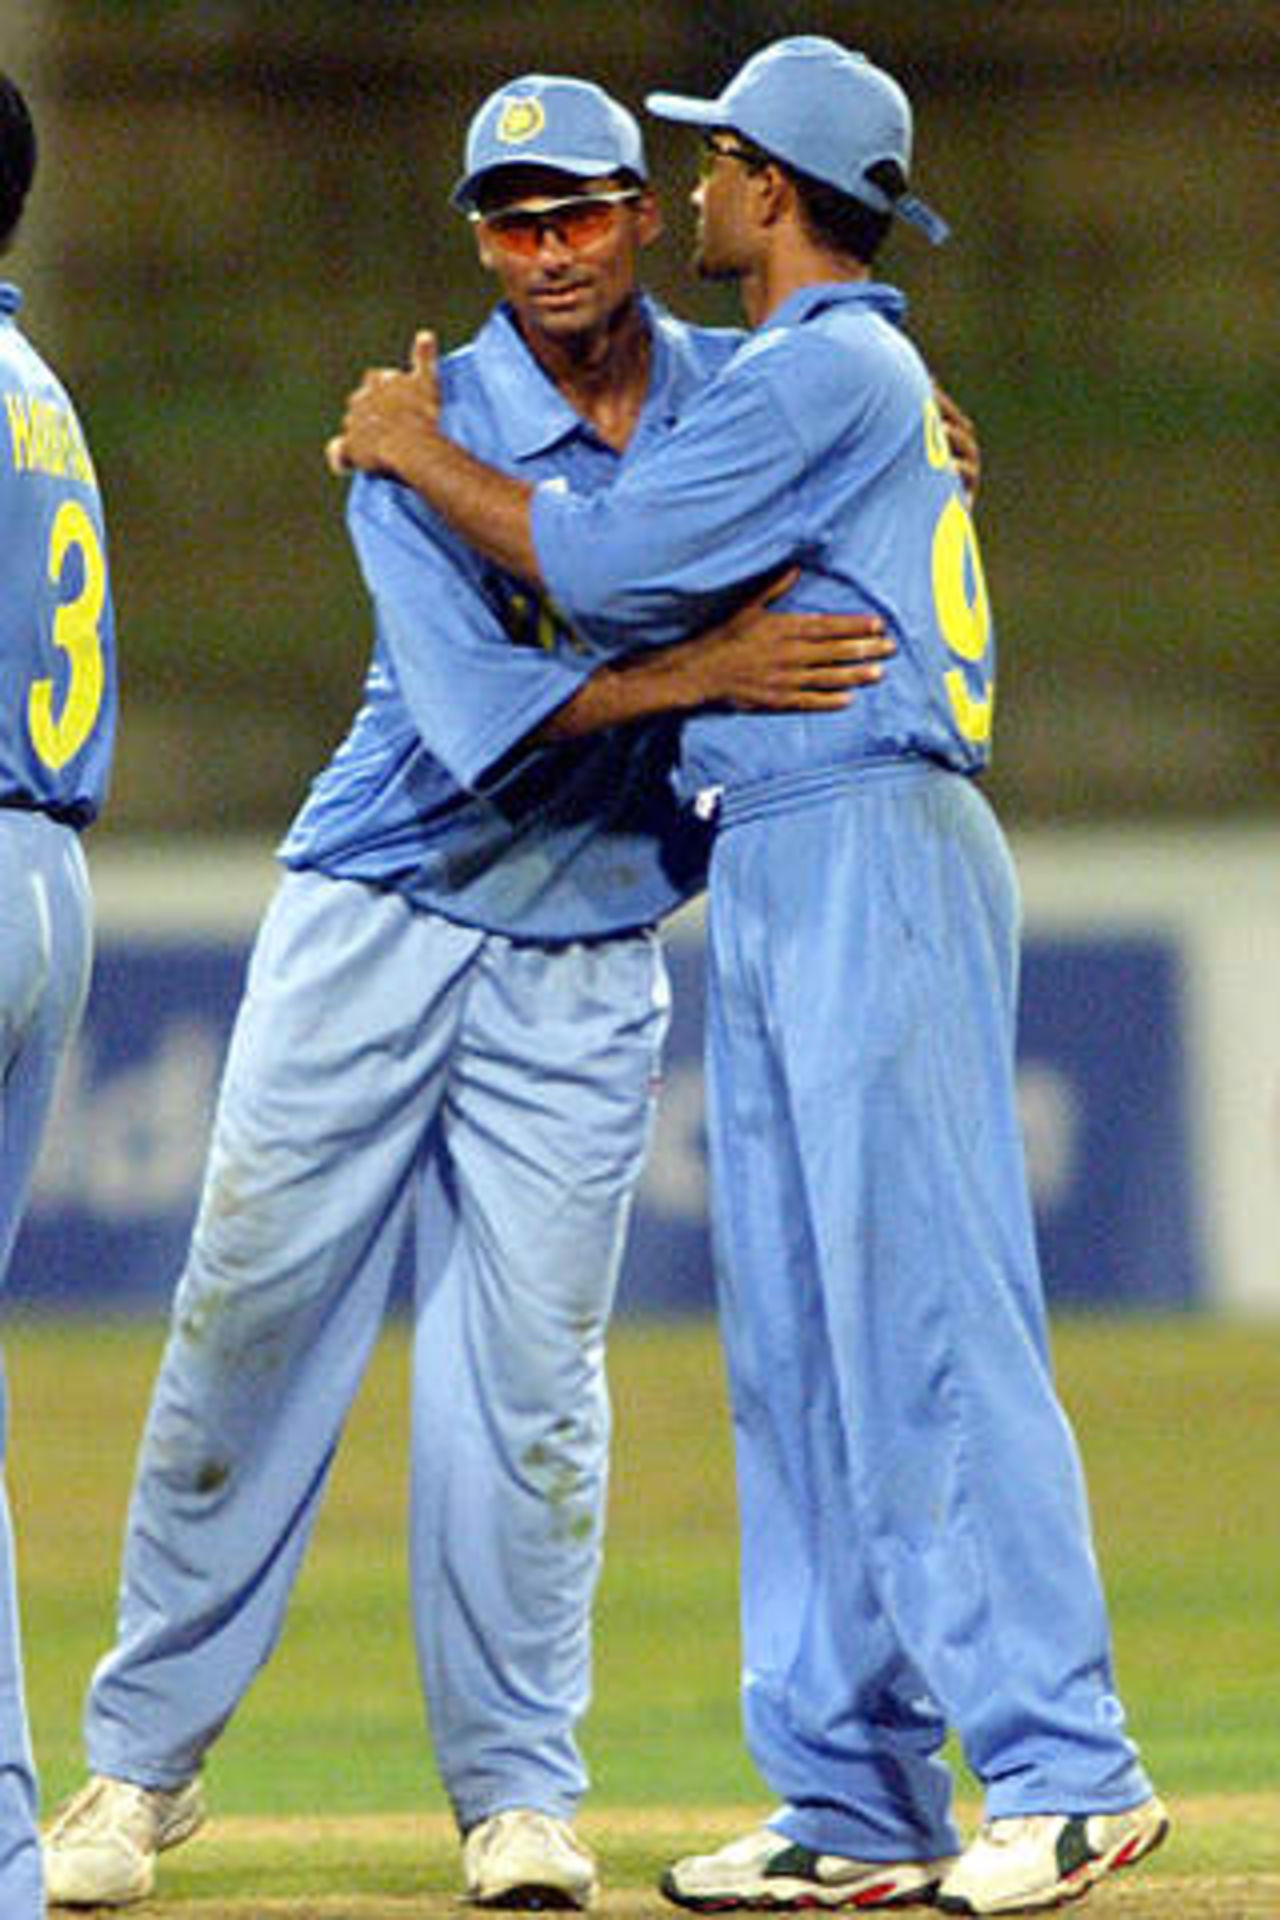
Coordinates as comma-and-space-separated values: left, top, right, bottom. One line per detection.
496, 96, 546, 145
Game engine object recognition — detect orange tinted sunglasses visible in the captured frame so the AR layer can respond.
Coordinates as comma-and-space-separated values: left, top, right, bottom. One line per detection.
472, 189, 643, 258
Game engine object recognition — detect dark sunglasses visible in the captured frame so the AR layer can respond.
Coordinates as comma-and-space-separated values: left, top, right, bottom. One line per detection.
471, 188, 643, 258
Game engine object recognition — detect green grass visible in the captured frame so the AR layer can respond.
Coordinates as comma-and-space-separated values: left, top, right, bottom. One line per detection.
10, 1312, 1280, 1826
54, 1804, 1280, 1917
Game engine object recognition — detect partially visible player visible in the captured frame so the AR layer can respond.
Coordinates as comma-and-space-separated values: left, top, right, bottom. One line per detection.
327, 38, 1167, 1919
0, 69, 119, 1920
41, 76, 897, 1913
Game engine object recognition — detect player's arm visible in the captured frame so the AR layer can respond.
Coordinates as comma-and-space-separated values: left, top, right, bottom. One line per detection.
533, 569, 893, 742
349, 477, 587, 788
351, 486, 891, 787
329, 334, 811, 649
335, 345, 896, 742
327, 331, 981, 580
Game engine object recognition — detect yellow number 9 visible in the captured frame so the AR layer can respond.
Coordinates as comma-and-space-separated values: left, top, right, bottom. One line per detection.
931, 493, 994, 745
29, 499, 107, 772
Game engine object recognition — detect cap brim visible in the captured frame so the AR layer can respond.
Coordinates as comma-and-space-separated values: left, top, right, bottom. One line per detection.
643, 90, 725, 126
451, 151, 643, 211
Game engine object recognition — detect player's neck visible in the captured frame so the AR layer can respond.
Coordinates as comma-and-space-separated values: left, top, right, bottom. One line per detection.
522, 295, 652, 452
742, 233, 870, 328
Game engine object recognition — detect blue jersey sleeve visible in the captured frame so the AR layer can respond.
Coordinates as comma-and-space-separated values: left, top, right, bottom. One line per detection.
531, 327, 878, 654
349, 475, 593, 792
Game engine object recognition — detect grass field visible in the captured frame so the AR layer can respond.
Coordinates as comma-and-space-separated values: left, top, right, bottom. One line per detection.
9, 1314, 1280, 1914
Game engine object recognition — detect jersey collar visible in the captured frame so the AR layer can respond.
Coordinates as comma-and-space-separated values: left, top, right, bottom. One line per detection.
0, 283, 22, 320
765, 278, 907, 332
474, 293, 677, 462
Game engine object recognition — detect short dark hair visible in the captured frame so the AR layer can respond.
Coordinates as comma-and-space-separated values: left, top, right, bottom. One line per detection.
726, 130, 895, 267
0, 72, 37, 253
787, 159, 896, 267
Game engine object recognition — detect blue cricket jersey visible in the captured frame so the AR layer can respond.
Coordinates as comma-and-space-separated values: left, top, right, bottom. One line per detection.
0, 284, 116, 826
282, 298, 739, 939
531, 282, 995, 801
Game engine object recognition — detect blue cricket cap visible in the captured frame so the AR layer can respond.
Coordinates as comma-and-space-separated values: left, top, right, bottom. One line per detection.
452, 75, 648, 211
646, 36, 949, 245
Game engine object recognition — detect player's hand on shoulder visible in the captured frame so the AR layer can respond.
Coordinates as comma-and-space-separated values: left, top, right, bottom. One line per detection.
326, 330, 442, 480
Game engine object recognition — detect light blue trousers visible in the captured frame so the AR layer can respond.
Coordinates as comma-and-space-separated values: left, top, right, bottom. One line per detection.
704, 768, 1152, 1862
84, 869, 669, 1828
0, 813, 93, 1918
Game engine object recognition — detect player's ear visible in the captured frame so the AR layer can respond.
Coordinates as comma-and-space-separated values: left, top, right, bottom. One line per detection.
753, 162, 792, 229
473, 222, 499, 275
635, 186, 663, 250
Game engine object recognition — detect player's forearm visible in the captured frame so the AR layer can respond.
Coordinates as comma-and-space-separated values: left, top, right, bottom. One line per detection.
394, 429, 540, 583
533, 644, 708, 741
534, 587, 895, 740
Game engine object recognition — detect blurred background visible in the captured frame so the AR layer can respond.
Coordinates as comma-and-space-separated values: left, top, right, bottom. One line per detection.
1, 0, 1277, 1315
4, 0, 1277, 834
4, 7, 1280, 1852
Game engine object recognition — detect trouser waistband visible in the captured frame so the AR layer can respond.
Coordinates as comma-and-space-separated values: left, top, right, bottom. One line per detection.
713, 756, 956, 831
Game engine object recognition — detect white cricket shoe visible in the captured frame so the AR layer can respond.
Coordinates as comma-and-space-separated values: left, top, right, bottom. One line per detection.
935, 1796, 1170, 1913
660, 1825, 956, 1911
463, 1808, 599, 1910
43, 1772, 206, 1907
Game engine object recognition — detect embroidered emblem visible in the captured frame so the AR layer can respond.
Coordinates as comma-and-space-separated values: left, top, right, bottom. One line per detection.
497, 96, 545, 145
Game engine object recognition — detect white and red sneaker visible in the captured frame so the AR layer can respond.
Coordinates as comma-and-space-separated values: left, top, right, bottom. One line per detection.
936, 1796, 1170, 1913
661, 1825, 955, 1911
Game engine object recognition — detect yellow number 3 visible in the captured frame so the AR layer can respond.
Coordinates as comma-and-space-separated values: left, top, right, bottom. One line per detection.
923, 397, 994, 746
29, 499, 107, 772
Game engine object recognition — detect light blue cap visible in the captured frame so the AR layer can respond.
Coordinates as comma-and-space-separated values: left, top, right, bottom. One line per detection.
452, 75, 648, 210
646, 36, 949, 244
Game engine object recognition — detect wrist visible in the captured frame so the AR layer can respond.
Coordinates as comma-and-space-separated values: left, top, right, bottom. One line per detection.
646, 644, 704, 713
387, 420, 446, 489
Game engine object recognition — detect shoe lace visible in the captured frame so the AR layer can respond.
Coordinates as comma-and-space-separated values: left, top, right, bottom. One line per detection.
47, 1779, 139, 1841
475, 1809, 581, 1858
977, 1816, 1050, 1849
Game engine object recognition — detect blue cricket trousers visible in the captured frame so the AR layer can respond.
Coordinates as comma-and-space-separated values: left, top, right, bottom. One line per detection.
0, 812, 93, 1918
83, 868, 669, 1827
704, 764, 1152, 1861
